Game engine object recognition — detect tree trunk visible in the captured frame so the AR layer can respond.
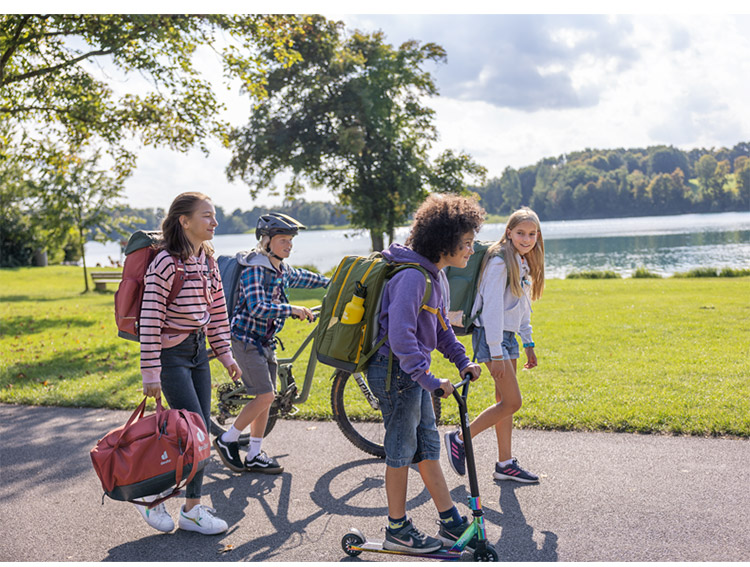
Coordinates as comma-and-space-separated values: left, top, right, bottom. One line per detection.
370, 229, 384, 253
79, 227, 89, 292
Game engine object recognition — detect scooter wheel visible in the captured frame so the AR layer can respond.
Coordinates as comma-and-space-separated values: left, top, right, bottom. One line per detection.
341, 532, 364, 557
474, 546, 499, 561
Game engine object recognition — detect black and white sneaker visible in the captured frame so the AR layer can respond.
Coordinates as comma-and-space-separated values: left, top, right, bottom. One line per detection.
383, 518, 443, 554
213, 436, 244, 473
436, 516, 478, 551
244, 451, 283, 474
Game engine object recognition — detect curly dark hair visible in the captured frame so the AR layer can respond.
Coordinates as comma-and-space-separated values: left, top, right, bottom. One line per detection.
406, 194, 485, 264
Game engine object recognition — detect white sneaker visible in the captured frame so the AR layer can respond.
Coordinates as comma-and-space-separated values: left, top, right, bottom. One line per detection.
134, 494, 174, 533
178, 504, 228, 535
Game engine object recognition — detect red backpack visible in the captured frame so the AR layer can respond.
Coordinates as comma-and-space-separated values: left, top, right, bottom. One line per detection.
90, 396, 211, 506
114, 230, 215, 341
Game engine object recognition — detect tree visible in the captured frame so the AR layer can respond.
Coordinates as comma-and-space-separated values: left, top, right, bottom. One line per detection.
648, 146, 690, 177
499, 166, 522, 213
1, 14, 303, 175
734, 156, 750, 209
226, 16, 485, 251
695, 154, 729, 209
34, 149, 130, 291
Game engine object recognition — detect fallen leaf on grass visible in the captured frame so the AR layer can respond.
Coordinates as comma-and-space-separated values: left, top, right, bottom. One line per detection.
16, 372, 26, 379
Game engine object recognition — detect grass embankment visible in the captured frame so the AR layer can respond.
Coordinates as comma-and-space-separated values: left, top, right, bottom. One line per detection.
1, 266, 748, 437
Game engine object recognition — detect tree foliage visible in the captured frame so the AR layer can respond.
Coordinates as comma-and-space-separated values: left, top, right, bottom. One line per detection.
33, 149, 131, 290
0, 14, 304, 268
226, 15, 486, 250
0, 14, 303, 173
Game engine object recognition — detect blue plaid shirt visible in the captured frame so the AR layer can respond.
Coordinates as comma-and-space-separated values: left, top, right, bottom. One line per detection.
231, 261, 329, 349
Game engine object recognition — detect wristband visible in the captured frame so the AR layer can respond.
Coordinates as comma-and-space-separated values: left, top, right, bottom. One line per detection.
523, 342, 535, 348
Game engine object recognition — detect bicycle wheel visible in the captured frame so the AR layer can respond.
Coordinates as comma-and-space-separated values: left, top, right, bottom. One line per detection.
210, 382, 278, 444
330, 370, 442, 459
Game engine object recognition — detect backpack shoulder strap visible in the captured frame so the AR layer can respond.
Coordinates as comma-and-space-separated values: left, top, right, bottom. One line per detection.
389, 263, 433, 308
391, 263, 448, 332
165, 256, 186, 307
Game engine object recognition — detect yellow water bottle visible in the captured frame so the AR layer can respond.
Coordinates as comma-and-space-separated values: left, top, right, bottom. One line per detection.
341, 282, 367, 324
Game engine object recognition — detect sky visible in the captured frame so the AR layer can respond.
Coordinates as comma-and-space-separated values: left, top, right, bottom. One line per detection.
52, 6, 750, 213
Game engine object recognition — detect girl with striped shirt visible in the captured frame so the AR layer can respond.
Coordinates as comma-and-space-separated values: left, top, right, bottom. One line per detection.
136, 192, 241, 535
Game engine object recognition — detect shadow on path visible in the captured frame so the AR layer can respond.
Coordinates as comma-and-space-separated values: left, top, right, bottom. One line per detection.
450, 482, 558, 562
103, 457, 433, 562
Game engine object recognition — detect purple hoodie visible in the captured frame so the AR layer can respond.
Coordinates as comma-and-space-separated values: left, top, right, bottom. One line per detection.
377, 243, 472, 391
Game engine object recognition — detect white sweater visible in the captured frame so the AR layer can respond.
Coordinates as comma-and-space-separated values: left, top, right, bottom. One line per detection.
471, 252, 533, 358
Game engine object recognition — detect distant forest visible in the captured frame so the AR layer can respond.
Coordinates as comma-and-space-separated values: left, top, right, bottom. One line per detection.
472, 142, 750, 220
123, 142, 750, 236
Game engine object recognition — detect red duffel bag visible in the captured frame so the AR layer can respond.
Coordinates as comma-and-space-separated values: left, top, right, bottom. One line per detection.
90, 396, 211, 507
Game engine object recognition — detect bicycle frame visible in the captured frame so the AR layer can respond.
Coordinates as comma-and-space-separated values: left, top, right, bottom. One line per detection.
275, 319, 319, 406
213, 306, 322, 408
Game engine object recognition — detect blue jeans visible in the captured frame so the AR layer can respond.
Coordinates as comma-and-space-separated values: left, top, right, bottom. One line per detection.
366, 353, 441, 468
159, 331, 211, 499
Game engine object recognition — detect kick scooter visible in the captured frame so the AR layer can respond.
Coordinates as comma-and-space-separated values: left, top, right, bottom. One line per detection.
341, 375, 499, 561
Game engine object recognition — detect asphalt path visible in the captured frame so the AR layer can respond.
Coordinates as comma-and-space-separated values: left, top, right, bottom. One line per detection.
1, 403, 748, 562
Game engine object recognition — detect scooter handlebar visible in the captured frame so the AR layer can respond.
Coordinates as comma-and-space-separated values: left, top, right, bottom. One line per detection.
433, 373, 473, 398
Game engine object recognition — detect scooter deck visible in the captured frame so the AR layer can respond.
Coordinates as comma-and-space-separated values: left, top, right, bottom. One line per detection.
348, 539, 464, 560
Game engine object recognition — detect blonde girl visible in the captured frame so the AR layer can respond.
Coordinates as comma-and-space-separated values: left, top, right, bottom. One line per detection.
445, 207, 544, 483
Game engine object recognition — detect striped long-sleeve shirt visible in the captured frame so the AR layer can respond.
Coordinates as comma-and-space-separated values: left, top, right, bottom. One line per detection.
140, 250, 236, 385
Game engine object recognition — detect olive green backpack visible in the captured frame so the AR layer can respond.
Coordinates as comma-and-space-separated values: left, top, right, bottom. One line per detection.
314, 252, 433, 374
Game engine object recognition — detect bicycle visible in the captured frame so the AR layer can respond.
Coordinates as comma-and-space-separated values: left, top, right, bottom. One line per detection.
209, 306, 441, 459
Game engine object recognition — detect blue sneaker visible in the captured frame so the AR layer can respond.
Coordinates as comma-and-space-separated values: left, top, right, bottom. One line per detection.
493, 458, 539, 483
444, 429, 466, 476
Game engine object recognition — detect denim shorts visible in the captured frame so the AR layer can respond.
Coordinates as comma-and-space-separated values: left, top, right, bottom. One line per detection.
472, 326, 519, 363
365, 353, 441, 468
231, 337, 277, 395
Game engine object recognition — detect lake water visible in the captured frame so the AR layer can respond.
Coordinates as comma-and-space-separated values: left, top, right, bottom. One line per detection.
85, 211, 750, 279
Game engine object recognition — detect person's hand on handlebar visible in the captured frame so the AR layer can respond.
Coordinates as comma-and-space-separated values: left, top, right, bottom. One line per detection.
291, 305, 315, 322
436, 378, 454, 399
462, 363, 482, 382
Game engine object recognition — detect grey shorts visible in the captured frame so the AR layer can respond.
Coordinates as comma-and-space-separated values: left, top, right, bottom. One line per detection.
231, 337, 277, 395
472, 326, 519, 363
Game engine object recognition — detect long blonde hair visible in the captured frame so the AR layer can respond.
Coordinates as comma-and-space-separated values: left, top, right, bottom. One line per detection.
480, 207, 545, 301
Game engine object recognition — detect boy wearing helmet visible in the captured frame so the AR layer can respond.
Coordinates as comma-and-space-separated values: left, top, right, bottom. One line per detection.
213, 213, 330, 474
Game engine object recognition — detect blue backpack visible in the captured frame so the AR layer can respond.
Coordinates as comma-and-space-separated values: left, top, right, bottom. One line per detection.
217, 253, 249, 322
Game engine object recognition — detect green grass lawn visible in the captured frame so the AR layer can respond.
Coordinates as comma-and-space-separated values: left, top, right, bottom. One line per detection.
1, 266, 748, 437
